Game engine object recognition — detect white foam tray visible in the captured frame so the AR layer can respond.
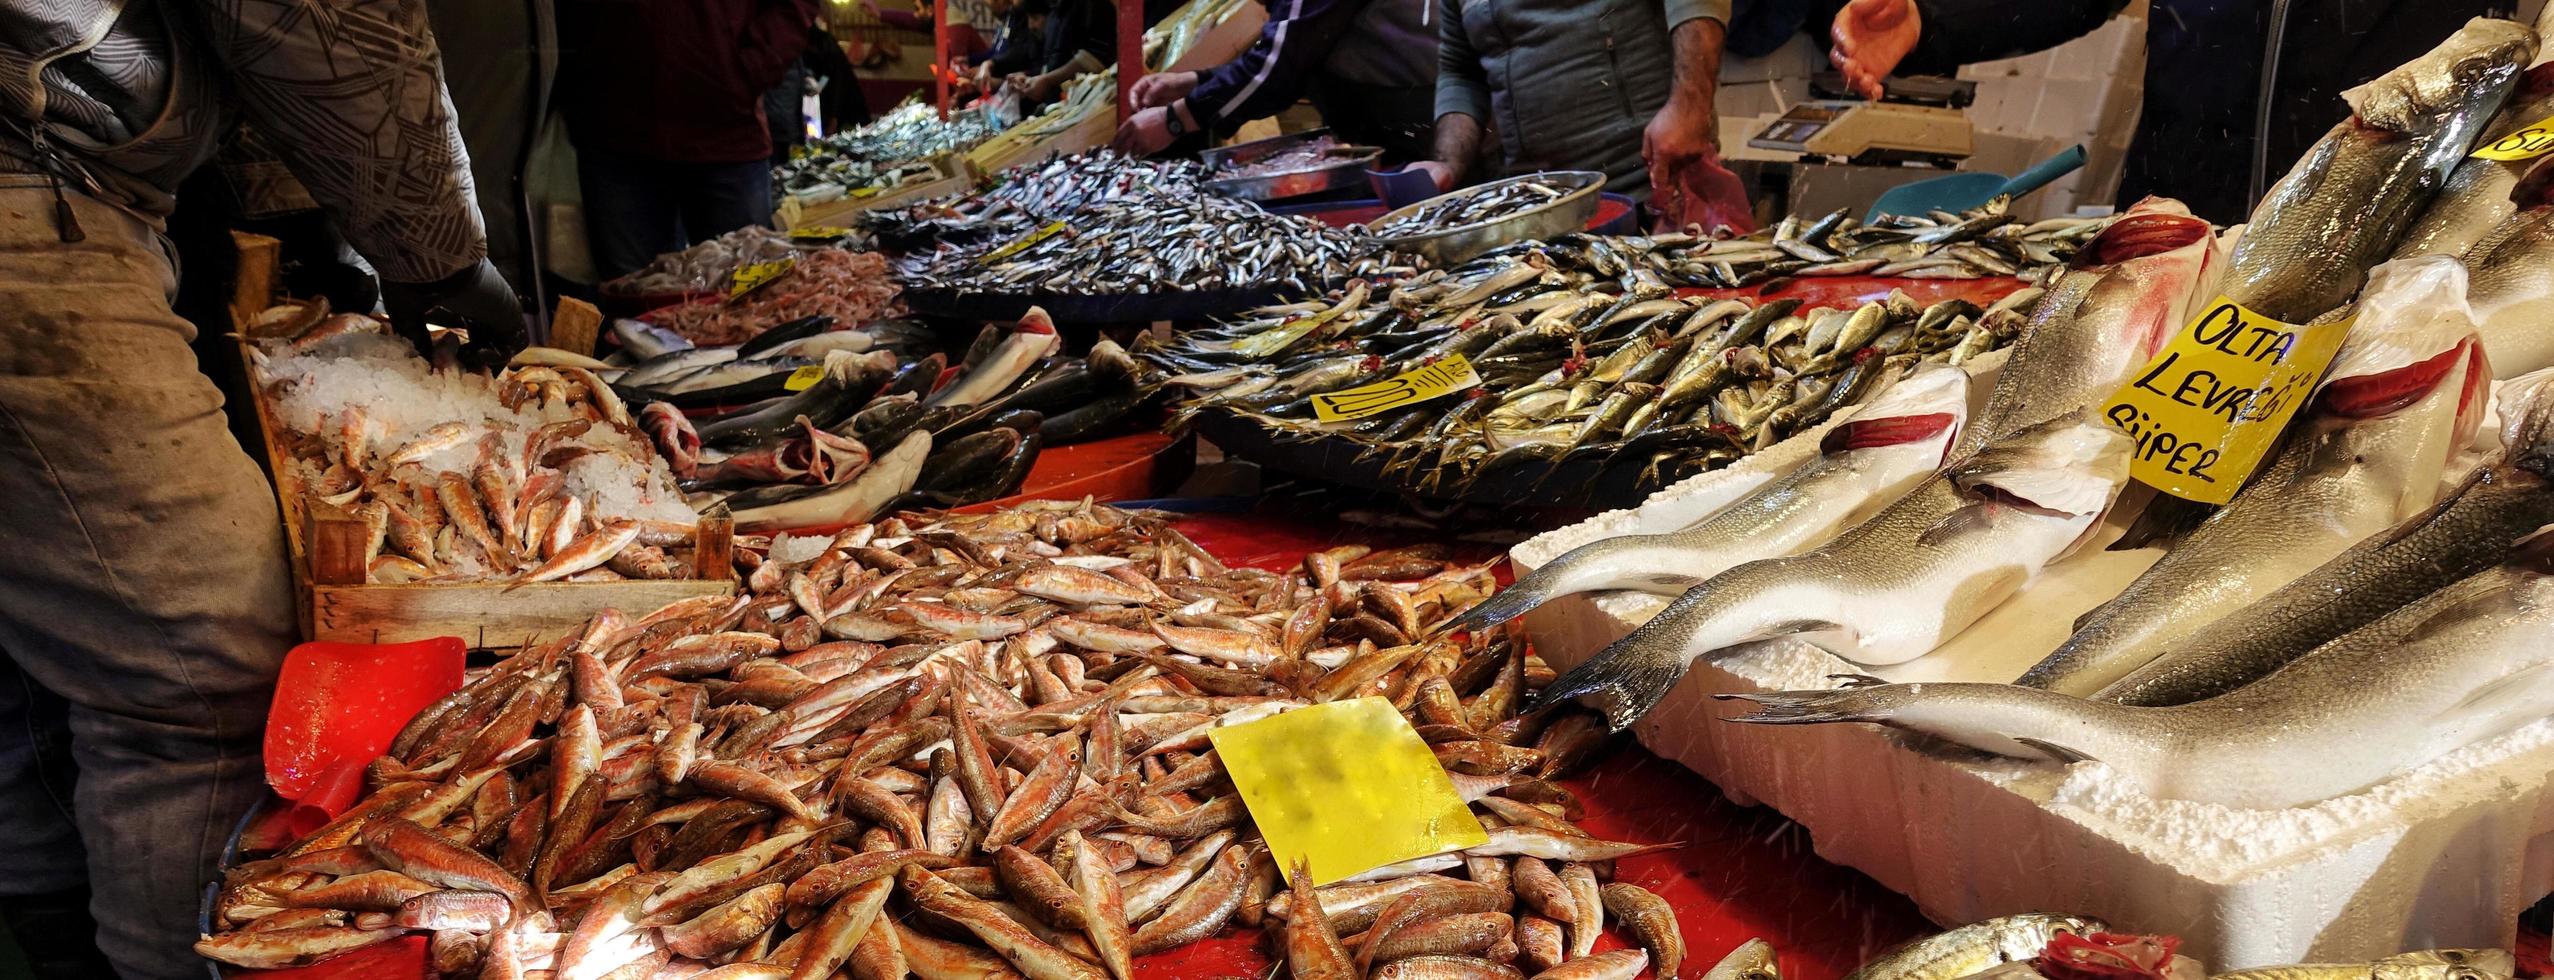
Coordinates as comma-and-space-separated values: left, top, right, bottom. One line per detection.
1513, 363, 2554, 970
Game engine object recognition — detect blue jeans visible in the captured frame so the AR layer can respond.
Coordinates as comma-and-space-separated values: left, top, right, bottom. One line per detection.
578, 153, 775, 281
0, 177, 297, 980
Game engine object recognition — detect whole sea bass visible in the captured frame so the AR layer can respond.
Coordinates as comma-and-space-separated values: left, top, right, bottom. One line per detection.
1725, 554, 2554, 809
1443, 364, 1971, 635
2392, 63, 2554, 260
2097, 372, 2554, 705
2014, 257, 2488, 694
2218, 18, 2532, 323
1530, 200, 2219, 731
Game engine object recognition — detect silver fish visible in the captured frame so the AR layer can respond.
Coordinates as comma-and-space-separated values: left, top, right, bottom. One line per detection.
2458, 188, 2554, 378
2392, 65, 2554, 260
1839, 915, 2104, 980
2210, 949, 2517, 980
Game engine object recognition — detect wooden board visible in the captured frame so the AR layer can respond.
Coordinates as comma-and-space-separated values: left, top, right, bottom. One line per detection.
230, 255, 734, 650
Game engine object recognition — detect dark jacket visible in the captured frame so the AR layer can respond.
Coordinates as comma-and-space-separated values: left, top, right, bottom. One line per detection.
983, 0, 1116, 78
1842, 0, 2507, 223
1186, 0, 1437, 130
559, 0, 819, 164
1436, 0, 1735, 200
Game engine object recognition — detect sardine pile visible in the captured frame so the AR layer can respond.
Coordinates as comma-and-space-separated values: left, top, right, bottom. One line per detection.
778, 101, 1000, 205
1657, 200, 2107, 288
199, 500, 1691, 979
865, 151, 1196, 251
643, 249, 903, 348
885, 153, 1407, 296
1372, 176, 1580, 238
251, 307, 701, 585
604, 228, 860, 301
1151, 234, 2043, 498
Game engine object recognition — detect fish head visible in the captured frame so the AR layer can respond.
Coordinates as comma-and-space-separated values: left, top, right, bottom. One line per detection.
2343, 18, 2536, 137
1820, 362, 1970, 460
1951, 410, 2134, 521
1700, 938, 1781, 980
2494, 364, 2554, 471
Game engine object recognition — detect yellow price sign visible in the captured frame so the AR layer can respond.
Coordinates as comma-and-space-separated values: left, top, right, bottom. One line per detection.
1310, 354, 1482, 423
782, 365, 827, 391
1209, 697, 1487, 885
728, 259, 797, 300
2471, 116, 2554, 160
789, 225, 853, 241
2100, 296, 2352, 504
976, 220, 1070, 265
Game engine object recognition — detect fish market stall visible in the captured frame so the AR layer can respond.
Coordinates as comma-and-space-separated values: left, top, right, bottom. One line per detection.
1497, 16, 2554, 970
774, 101, 1000, 228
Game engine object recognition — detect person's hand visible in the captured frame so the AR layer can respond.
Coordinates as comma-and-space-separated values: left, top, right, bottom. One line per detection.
1023, 72, 1064, 102
1113, 106, 1179, 155
1406, 160, 1455, 192
1641, 93, 1718, 216
1830, 0, 1920, 100
381, 259, 527, 371
1130, 71, 1199, 109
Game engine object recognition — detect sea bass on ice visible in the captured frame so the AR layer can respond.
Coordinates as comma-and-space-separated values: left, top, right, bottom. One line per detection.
2015, 256, 2489, 694
1443, 364, 1971, 635
2218, 18, 2533, 323
1536, 410, 2133, 731
1727, 554, 2554, 809
2096, 372, 2554, 705
1529, 200, 2217, 731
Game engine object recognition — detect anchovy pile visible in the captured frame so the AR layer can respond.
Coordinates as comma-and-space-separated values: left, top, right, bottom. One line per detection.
1150, 234, 2044, 499
776, 101, 1000, 205
881, 152, 1407, 296
1658, 199, 2108, 288
1373, 176, 1580, 238
198, 499, 1691, 979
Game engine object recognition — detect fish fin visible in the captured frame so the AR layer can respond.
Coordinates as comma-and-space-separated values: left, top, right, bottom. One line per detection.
2108, 494, 2212, 550
1826, 673, 1889, 688
1916, 506, 1996, 547
2008, 736, 2099, 764
1527, 642, 1693, 734
1715, 687, 1904, 725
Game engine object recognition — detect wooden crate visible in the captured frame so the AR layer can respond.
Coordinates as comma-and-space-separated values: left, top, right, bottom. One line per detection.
782, 157, 978, 229
229, 244, 734, 649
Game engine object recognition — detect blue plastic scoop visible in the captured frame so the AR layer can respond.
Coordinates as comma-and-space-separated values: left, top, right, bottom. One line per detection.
1866, 144, 2087, 221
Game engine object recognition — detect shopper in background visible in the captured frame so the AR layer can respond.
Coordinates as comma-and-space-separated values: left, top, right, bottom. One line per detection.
972, 0, 1117, 106
1112, 0, 1439, 163
558, 0, 820, 280
1824, 0, 2507, 223
808, 24, 878, 133
0, 3, 521, 978
1408, 0, 1752, 230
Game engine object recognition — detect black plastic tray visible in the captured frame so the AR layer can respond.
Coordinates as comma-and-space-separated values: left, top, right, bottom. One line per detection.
1192, 408, 1683, 511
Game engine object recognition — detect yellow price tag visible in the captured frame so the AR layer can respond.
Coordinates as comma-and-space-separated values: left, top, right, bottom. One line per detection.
1208, 697, 1487, 885
728, 259, 797, 300
1235, 304, 1349, 359
2471, 116, 2554, 160
783, 365, 827, 391
976, 220, 1070, 265
850, 186, 884, 199
2100, 296, 2352, 504
1310, 354, 1482, 423
790, 225, 853, 241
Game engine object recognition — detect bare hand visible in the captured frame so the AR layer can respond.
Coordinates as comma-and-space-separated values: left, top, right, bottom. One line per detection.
1130, 71, 1200, 109
1830, 0, 1920, 100
1112, 106, 1178, 155
1641, 94, 1718, 217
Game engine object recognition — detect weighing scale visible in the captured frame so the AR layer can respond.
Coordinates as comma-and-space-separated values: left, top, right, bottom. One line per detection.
1749, 75, 1977, 167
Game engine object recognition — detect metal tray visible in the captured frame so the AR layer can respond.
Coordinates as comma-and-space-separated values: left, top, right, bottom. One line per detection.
1367, 170, 1607, 266
901, 281, 1335, 324
1200, 128, 1386, 202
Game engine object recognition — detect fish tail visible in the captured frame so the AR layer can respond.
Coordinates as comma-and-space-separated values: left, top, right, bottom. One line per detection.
1439, 537, 1677, 636
1525, 639, 1692, 734
1715, 687, 1911, 725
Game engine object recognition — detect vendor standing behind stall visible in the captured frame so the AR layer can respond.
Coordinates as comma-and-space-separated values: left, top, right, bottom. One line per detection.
1411, 0, 1734, 212
0, 4, 521, 978
1111, 0, 1439, 163
558, 0, 819, 280
970, 0, 1116, 106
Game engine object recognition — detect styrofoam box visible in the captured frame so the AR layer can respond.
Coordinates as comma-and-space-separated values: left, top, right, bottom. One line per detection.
1511, 352, 2554, 970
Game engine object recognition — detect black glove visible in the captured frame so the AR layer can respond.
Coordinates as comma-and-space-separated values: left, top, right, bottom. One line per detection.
381, 258, 527, 371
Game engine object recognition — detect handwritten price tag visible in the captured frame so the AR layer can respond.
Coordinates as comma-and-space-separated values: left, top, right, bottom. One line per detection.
728, 259, 797, 300
2472, 117, 2554, 161
2100, 296, 2352, 504
976, 220, 1069, 265
783, 365, 827, 391
1311, 354, 1482, 423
